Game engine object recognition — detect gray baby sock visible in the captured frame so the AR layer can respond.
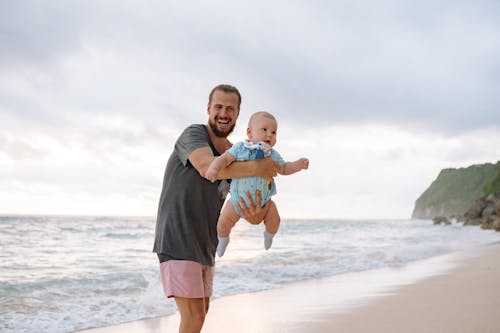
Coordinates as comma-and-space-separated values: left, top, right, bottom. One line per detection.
217, 236, 230, 257
263, 231, 275, 250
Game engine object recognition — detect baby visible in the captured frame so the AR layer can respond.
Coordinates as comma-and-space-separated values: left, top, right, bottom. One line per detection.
205, 111, 309, 257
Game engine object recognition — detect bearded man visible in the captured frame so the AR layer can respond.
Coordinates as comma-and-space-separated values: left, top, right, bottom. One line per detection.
153, 84, 278, 333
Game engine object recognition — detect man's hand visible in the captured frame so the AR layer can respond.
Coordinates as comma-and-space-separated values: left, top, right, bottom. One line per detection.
254, 158, 279, 182
238, 190, 267, 224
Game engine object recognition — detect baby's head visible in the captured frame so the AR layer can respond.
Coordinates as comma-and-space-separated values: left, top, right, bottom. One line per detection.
247, 111, 278, 147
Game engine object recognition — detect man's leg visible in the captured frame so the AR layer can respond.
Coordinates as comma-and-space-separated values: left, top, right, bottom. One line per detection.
160, 261, 214, 333
175, 297, 209, 333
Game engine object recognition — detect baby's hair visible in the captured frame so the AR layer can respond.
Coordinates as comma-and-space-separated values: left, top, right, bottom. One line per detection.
248, 111, 277, 126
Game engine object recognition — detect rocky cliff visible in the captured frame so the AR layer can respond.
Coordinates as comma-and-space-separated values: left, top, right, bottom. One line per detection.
462, 191, 500, 230
412, 161, 500, 219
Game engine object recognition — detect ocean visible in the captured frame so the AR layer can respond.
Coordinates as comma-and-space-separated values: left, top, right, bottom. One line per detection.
1, 215, 499, 333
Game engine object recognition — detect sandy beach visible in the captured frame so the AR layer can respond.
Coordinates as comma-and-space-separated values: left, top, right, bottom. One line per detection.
78, 242, 500, 333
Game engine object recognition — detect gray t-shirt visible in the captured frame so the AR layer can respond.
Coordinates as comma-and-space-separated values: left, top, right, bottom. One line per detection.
153, 124, 229, 266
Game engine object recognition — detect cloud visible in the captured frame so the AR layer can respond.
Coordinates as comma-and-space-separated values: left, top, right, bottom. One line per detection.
2, 0, 500, 135
1, 1, 500, 217
0, 134, 48, 160
255, 1, 500, 131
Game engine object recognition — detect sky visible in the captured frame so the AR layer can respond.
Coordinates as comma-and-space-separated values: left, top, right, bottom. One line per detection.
1, 0, 499, 219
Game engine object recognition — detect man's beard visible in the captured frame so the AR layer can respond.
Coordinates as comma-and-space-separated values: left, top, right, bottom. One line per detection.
209, 118, 235, 138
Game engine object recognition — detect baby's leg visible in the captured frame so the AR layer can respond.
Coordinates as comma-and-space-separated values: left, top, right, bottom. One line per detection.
263, 200, 280, 250
217, 202, 240, 237
216, 201, 240, 257
263, 200, 280, 234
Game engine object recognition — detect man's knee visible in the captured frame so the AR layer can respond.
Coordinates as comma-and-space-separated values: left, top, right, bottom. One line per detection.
190, 310, 206, 328
193, 298, 210, 325
180, 306, 206, 332
176, 297, 207, 331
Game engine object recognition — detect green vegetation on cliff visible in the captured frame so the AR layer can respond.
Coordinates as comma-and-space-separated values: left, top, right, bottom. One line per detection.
412, 161, 500, 219
483, 169, 500, 196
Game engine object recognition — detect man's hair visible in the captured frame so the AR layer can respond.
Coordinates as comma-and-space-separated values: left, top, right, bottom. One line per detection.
208, 84, 242, 108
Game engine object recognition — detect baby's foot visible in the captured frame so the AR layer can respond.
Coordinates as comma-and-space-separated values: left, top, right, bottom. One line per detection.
217, 236, 230, 257
263, 231, 275, 250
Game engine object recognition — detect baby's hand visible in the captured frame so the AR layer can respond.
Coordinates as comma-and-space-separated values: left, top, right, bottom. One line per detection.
205, 168, 218, 183
298, 158, 309, 170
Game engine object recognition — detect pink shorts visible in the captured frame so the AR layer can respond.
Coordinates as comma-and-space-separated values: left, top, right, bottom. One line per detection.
159, 260, 214, 298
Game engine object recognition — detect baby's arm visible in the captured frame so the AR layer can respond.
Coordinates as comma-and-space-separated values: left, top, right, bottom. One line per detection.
204, 151, 236, 182
278, 158, 309, 176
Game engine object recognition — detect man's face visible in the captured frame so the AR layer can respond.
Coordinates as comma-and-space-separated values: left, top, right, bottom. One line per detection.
207, 90, 240, 138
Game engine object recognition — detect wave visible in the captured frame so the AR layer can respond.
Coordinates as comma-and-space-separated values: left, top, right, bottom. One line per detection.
1, 216, 499, 333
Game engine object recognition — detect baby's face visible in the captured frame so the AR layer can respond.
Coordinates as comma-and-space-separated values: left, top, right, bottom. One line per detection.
247, 115, 278, 147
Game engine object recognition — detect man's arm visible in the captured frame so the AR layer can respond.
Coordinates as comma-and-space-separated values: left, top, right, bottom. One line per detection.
188, 147, 279, 181
219, 158, 279, 181
188, 146, 217, 177
204, 151, 236, 182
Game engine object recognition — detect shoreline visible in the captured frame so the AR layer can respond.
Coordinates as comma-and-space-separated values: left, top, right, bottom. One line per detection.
78, 242, 500, 333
